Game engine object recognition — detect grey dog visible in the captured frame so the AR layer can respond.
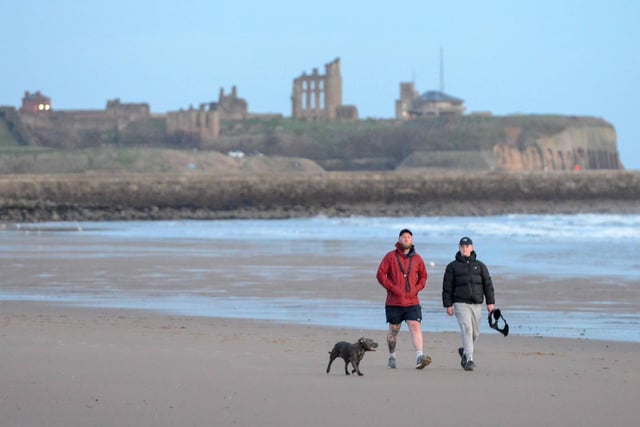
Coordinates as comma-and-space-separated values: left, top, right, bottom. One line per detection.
326, 337, 379, 376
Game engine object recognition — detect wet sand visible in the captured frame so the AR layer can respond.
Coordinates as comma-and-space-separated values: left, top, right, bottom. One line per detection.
1, 302, 638, 427
2, 230, 640, 342
2, 225, 639, 426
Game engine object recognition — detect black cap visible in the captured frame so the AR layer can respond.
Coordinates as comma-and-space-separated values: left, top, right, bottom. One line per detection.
399, 228, 413, 237
459, 236, 473, 245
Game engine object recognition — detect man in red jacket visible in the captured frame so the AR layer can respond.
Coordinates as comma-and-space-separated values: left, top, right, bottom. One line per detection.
376, 229, 431, 370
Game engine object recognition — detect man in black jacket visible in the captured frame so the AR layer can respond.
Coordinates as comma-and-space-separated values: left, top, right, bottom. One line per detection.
442, 237, 495, 371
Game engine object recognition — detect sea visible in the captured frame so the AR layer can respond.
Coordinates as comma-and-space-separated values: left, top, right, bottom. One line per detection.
1, 214, 639, 343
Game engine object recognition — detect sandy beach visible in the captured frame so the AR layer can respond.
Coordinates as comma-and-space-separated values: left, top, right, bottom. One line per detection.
1, 301, 638, 427
2, 217, 639, 426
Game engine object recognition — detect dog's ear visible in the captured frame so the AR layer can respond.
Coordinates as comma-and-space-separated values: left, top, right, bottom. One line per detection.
358, 337, 365, 343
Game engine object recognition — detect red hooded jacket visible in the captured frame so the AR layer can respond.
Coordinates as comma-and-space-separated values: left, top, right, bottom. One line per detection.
376, 242, 428, 307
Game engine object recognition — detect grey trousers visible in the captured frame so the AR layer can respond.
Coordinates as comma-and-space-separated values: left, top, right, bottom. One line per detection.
454, 302, 482, 360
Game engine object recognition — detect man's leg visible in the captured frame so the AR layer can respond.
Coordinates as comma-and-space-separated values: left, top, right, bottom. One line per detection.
407, 320, 431, 369
387, 323, 401, 368
406, 320, 423, 353
470, 303, 482, 348
454, 303, 475, 359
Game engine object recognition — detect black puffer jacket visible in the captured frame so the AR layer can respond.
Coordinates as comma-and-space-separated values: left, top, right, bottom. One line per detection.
442, 250, 495, 307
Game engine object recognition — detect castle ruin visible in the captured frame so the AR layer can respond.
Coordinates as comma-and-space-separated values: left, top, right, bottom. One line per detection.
216, 86, 248, 120
1, 64, 623, 171
12, 93, 153, 148
165, 86, 250, 145
291, 58, 357, 120
166, 104, 219, 145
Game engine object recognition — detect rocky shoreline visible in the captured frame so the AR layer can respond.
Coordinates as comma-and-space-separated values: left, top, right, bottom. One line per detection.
1, 170, 639, 222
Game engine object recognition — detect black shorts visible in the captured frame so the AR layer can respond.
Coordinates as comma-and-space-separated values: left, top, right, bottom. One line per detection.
385, 304, 422, 324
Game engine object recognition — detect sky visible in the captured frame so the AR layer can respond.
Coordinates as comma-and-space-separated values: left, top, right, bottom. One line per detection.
2, 0, 639, 169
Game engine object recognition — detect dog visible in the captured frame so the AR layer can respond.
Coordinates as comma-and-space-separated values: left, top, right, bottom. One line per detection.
326, 337, 378, 376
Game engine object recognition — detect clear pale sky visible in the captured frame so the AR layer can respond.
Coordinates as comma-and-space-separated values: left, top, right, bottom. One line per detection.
2, 0, 638, 169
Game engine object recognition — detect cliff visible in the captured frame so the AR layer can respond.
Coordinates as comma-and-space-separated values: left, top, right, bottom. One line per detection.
196, 115, 623, 171
0, 110, 622, 172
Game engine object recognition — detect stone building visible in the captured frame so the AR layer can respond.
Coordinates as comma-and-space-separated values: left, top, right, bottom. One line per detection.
20, 90, 51, 113
291, 58, 357, 120
105, 98, 150, 121
164, 86, 248, 144
166, 104, 220, 144
395, 82, 465, 119
214, 86, 248, 120
15, 96, 153, 148
26, 98, 150, 131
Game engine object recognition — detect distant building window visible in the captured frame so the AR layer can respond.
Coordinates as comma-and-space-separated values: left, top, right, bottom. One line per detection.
20, 90, 52, 114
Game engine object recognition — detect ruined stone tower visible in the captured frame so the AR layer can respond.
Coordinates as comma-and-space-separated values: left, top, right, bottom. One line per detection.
291, 58, 343, 120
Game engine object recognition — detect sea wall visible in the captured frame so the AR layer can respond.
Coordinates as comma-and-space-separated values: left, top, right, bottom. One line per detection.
1, 171, 639, 222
